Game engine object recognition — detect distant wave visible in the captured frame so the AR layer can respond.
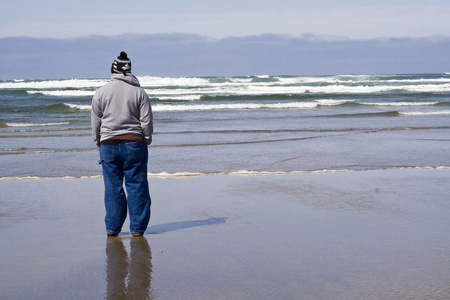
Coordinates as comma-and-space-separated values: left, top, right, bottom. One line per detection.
0, 79, 107, 89
5, 122, 70, 127
139, 76, 212, 87
328, 110, 450, 118
138, 75, 450, 87
144, 84, 450, 97
329, 111, 401, 118
21, 83, 450, 98
362, 102, 439, 106
315, 99, 355, 106
28, 90, 95, 97
0, 73, 450, 92
153, 100, 444, 112
154, 95, 203, 101
63, 100, 445, 113
399, 110, 450, 116
153, 102, 318, 112
2, 74, 450, 98
42, 98, 450, 114
64, 103, 91, 110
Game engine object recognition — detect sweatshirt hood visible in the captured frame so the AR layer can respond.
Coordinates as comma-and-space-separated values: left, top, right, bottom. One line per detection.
111, 73, 141, 87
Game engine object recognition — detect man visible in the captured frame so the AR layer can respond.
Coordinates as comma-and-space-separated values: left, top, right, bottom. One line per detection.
91, 51, 153, 237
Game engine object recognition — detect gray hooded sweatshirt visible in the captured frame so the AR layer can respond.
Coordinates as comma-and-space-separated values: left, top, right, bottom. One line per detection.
91, 73, 153, 146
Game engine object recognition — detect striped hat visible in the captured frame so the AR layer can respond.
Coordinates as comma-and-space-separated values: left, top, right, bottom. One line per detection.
111, 51, 132, 74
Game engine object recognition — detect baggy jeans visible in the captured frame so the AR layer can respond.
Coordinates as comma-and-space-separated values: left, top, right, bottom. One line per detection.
99, 141, 151, 235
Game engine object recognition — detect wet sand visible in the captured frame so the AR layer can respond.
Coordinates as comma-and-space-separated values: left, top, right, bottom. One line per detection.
1, 169, 449, 299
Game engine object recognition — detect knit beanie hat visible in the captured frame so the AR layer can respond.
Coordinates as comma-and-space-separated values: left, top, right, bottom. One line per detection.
111, 51, 132, 74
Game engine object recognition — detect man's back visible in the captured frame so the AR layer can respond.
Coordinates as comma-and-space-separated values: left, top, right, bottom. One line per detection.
91, 73, 153, 145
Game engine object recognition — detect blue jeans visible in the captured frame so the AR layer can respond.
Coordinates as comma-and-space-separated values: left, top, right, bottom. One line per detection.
99, 142, 151, 235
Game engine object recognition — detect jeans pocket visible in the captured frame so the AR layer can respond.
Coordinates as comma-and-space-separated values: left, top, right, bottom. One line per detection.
126, 142, 146, 163
99, 145, 115, 162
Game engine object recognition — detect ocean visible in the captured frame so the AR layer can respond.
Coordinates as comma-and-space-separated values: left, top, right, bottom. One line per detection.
1, 73, 449, 178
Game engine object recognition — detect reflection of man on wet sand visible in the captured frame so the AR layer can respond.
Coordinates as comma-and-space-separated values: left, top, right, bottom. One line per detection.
106, 237, 153, 299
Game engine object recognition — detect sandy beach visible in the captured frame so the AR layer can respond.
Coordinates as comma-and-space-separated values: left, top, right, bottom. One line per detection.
1, 168, 449, 299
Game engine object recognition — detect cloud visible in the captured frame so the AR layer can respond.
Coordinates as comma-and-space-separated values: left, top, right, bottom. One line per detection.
1, 34, 450, 79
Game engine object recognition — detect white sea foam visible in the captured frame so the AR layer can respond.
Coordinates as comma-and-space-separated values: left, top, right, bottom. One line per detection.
5, 122, 70, 127
139, 75, 346, 88
399, 110, 450, 116
64, 98, 355, 112
364, 102, 439, 106
28, 90, 95, 97
382, 78, 450, 84
146, 166, 450, 177
150, 99, 441, 112
2, 166, 449, 180
0, 79, 107, 89
24, 82, 450, 98
153, 95, 203, 101
139, 76, 211, 87
65, 99, 351, 112
148, 172, 207, 177
146, 83, 450, 96
0, 147, 26, 152
229, 170, 286, 175
140, 75, 450, 88
153, 102, 318, 112
315, 99, 355, 106
2, 75, 449, 98
64, 103, 91, 110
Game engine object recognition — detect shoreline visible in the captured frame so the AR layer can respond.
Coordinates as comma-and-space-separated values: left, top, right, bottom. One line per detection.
1, 165, 449, 180
1, 169, 449, 299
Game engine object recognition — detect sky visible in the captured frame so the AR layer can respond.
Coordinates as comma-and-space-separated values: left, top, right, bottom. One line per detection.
2, 1, 450, 79
2, 0, 450, 40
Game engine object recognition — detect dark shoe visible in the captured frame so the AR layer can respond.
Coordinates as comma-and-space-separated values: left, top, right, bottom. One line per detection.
107, 232, 119, 237
132, 232, 143, 237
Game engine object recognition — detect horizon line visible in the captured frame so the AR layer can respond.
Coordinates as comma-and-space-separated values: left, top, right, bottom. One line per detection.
1, 32, 450, 42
